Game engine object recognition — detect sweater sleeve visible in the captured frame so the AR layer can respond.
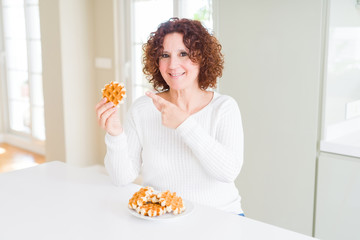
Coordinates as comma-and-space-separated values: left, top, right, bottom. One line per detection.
175, 97, 244, 182
104, 108, 142, 186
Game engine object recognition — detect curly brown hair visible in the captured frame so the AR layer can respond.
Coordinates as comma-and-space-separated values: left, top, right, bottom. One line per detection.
142, 18, 224, 91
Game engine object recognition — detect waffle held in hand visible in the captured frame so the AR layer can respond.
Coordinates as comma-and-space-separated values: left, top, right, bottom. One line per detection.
102, 81, 126, 106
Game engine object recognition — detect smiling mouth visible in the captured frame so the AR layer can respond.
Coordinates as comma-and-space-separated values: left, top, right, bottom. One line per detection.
169, 72, 185, 77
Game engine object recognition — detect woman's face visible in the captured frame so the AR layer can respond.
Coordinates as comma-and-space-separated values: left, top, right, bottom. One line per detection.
159, 32, 200, 91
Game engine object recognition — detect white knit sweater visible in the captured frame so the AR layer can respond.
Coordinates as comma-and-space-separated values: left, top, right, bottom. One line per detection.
104, 91, 244, 214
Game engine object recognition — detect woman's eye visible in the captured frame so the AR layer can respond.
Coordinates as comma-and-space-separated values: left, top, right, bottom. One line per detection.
180, 52, 188, 57
161, 53, 169, 58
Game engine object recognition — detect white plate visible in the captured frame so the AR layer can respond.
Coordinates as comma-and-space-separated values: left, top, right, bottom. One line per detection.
127, 200, 194, 221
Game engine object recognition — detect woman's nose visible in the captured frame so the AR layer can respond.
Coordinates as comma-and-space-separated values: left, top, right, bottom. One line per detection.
169, 56, 180, 69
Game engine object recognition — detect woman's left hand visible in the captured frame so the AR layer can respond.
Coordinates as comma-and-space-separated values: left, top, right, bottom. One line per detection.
146, 91, 189, 129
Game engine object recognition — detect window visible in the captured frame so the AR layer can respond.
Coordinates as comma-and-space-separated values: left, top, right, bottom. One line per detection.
125, 0, 214, 103
320, 0, 360, 158
0, 0, 45, 142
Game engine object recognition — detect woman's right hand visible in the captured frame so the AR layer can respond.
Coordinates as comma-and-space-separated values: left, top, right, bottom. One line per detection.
95, 98, 123, 136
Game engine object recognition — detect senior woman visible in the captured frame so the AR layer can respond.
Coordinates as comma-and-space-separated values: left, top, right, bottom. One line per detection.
95, 18, 244, 215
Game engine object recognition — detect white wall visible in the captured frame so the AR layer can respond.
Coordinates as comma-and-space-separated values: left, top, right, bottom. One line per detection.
39, 0, 66, 162
59, 0, 99, 166
218, 0, 323, 236
39, 0, 100, 166
93, 0, 117, 162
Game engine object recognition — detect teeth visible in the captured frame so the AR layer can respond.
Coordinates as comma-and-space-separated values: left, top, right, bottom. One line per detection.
170, 72, 184, 77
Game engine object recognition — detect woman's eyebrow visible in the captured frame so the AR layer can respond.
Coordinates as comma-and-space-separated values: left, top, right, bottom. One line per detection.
162, 49, 188, 53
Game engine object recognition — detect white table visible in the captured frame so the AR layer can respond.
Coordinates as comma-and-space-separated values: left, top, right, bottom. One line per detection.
0, 161, 317, 240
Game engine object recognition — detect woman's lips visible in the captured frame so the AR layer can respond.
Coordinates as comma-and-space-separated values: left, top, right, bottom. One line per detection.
169, 72, 185, 77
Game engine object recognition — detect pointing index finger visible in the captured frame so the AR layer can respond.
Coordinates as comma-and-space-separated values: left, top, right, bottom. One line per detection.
146, 91, 170, 112
146, 91, 165, 104
145, 91, 157, 100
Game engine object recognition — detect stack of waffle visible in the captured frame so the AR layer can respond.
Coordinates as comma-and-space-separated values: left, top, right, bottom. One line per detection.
128, 187, 186, 217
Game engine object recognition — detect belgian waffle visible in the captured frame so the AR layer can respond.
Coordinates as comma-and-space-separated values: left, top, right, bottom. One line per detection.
128, 187, 154, 209
149, 194, 159, 203
136, 203, 166, 217
157, 190, 186, 215
102, 81, 126, 106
